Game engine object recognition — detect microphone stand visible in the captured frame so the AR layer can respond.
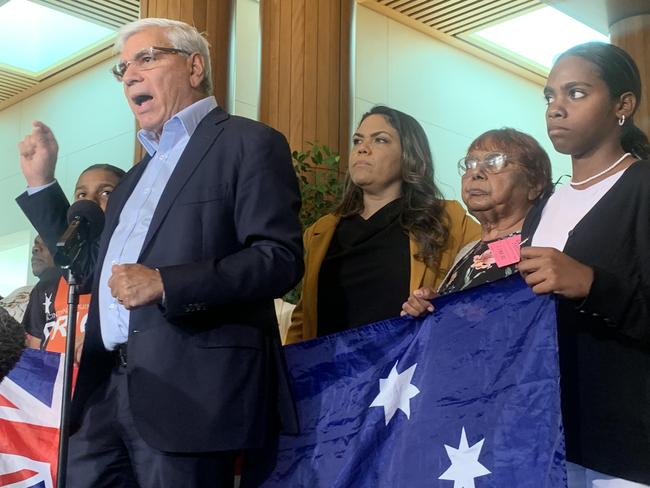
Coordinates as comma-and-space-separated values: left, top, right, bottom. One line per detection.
55, 267, 79, 488
52, 201, 104, 486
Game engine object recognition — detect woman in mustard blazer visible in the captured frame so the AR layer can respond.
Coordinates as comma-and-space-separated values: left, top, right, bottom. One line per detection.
286, 106, 479, 344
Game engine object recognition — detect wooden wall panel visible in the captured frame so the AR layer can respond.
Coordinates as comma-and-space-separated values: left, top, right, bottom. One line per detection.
610, 14, 650, 137
315, 0, 332, 151
289, 0, 306, 151
260, 0, 353, 167
302, 1, 318, 146
338, 0, 353, 171
278, 1, 293, 137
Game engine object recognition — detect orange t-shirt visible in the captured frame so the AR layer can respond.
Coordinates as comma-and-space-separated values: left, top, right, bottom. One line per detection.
42, 277, 90, 353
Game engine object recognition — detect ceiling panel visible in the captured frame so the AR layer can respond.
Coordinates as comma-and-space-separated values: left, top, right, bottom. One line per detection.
0, 0, 138, 110
375, 0, 541, 33
33, 0, 139, 29
361, 0, 552, 85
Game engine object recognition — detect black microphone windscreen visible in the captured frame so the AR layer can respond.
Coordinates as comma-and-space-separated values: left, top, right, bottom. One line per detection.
66, 200, 105, 240
0, 306, 25, 381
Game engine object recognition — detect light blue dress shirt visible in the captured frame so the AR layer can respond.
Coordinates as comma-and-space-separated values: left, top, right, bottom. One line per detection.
98, 96, 217, 350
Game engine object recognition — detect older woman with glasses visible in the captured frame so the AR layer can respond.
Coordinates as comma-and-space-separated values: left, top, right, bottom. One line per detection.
402, 128, 552, 313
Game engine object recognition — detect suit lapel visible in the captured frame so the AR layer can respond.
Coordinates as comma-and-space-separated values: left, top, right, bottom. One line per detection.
95, 155, 151, 272
104, 157, 151, 235
88, 155, 152, 332
139, 107, 229, 258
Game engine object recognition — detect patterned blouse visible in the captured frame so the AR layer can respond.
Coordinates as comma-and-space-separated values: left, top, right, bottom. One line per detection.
438, 232, 521, 295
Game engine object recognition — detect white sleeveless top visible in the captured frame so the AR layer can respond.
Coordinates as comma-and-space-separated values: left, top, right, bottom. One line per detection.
531, 171, 625, 251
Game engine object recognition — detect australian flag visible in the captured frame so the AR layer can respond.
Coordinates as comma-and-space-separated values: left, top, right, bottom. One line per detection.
261, 276, 566, 487
0, 349, 62, 488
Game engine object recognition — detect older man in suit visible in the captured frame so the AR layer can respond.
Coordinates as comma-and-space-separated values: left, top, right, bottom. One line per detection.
17, 18, 302, 488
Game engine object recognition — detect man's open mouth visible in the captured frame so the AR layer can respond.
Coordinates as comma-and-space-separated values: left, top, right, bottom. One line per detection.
133, 95, 153, 106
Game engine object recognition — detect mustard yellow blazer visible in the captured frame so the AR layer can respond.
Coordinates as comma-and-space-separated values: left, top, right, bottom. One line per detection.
286, 200, 480, 344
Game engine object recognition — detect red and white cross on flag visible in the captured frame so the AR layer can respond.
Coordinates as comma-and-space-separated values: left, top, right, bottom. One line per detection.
0, 349, 63, 488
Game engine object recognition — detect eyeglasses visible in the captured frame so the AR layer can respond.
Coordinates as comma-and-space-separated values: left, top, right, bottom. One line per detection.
111, 46, 191, 81
458, 152, 511, 176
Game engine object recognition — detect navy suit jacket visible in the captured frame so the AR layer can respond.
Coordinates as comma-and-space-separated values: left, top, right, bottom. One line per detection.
17, 107, 303, 452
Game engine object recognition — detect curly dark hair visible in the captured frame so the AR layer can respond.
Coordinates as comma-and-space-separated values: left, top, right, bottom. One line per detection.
81, 163, 126, 180
468, 128, 553, 200
334, 106, 449, 268
0, 307, 25, 381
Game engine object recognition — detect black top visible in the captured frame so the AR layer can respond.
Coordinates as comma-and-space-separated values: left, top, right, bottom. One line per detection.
317, 199, 410, 336
22, 267, 62, 340
438, 233, 519, 295
523, 161, 650, 484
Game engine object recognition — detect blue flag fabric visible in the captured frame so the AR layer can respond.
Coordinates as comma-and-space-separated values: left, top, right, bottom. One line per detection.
262, 276, 566, 487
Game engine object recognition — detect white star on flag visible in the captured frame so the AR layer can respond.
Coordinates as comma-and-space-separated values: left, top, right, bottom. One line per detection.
438, 427, 491, 488
43, 292, 53, 315
369, 360, 420, 425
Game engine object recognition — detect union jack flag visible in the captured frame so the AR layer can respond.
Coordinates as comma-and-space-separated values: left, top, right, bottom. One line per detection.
0, 349, 62, 488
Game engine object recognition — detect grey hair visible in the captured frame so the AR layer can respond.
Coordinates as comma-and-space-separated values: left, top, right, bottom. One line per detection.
115, 18, 213, 95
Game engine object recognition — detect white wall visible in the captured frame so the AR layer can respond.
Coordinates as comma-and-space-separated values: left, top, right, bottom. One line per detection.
0, 57, 134, 292
232, 0, 261, 120
0, 231, 30, 296
354, 5, 571, 201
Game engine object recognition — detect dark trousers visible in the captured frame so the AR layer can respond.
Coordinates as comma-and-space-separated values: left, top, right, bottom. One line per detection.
66, 364, 236, 488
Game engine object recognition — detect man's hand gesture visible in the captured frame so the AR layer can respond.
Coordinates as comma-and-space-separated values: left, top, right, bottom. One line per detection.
18, 121, 58, 187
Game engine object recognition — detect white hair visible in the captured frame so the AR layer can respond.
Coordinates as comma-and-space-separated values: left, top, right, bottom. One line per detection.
115, 18, 213, 95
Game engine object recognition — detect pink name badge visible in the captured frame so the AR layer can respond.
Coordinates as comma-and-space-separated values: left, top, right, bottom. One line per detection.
487, 234, 522, 268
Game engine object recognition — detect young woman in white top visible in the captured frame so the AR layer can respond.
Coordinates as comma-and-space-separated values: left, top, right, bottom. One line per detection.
520, 42, 650, 487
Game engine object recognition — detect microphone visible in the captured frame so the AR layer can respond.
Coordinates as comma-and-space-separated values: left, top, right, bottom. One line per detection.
54, 200, 105, 269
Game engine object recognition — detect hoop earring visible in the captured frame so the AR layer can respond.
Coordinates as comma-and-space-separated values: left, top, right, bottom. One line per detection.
618, 115, 626, 126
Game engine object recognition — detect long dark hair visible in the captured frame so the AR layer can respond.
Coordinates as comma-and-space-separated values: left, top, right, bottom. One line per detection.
334, 106, 449, 268
558, 42, 650, 160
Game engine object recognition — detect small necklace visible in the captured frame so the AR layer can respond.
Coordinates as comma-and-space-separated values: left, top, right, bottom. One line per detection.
570, 153, 630, 186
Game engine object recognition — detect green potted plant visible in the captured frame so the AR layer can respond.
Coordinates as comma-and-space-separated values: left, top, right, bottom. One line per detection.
285, 142, 343, 303
292, 142, 343, 229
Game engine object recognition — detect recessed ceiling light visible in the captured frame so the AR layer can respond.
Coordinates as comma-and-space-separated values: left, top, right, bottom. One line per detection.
466, 6, 609, 72
0, 0, 115, 75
